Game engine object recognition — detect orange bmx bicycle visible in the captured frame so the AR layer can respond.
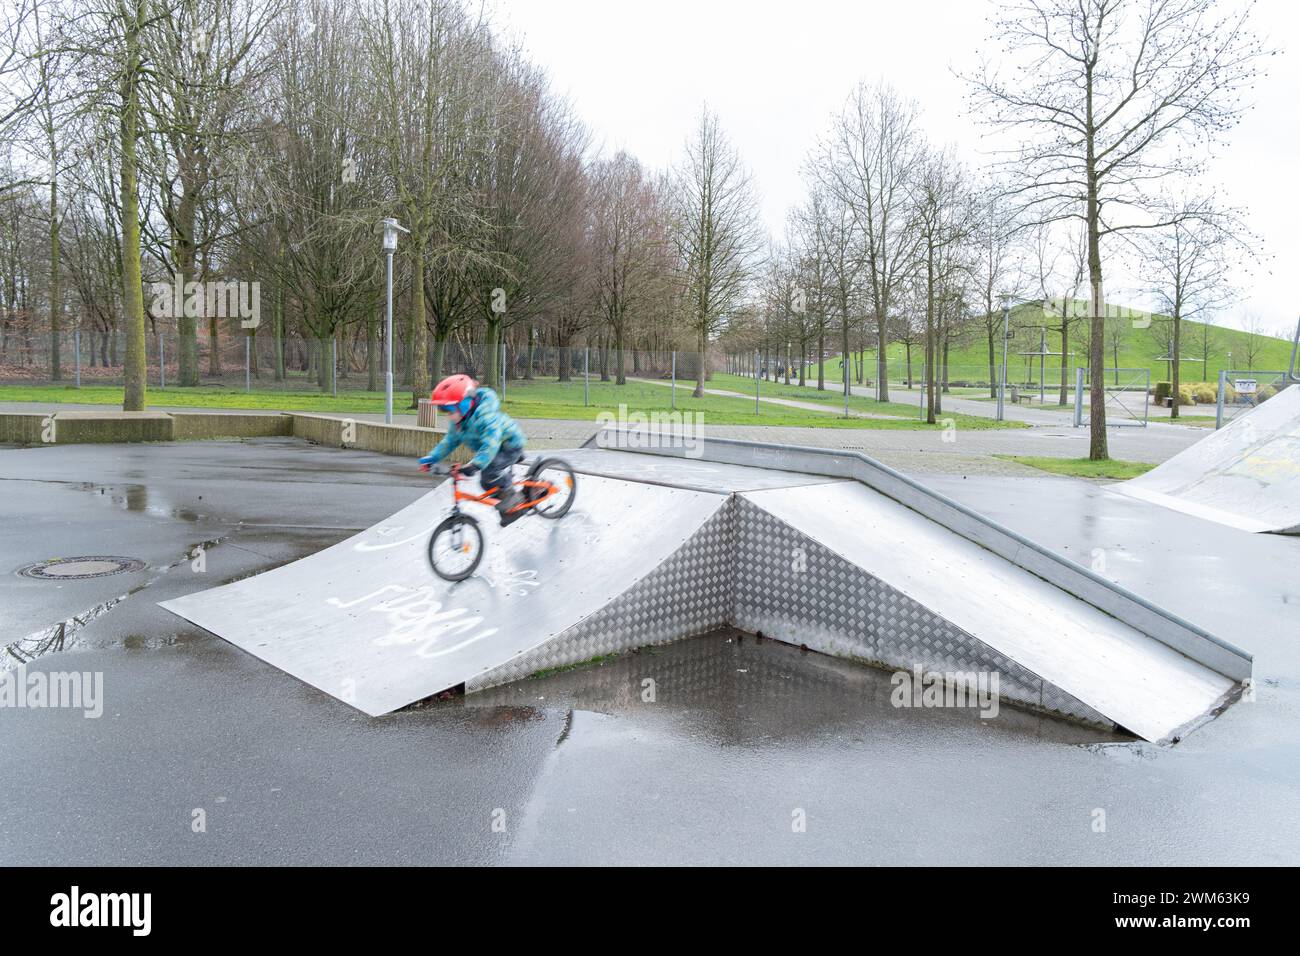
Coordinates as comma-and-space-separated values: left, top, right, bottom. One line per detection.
427, 457, 577, 581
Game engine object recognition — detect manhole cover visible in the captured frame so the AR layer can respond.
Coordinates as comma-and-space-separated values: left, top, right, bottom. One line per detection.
17, 556, 147, 580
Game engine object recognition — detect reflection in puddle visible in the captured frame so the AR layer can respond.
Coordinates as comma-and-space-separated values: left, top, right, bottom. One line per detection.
465, 629, 1126, 748
3, 594, 130, 671
80, 481, 205, 522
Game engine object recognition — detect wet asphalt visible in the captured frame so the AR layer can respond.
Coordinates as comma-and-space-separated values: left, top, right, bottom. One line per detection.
0, 438, 1296, 865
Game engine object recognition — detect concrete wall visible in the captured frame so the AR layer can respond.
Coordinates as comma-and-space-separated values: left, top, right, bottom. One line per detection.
171, 412, 293, 441
43, 411, 174, 444
1, 408, 456, 461
285, 413, 460, 459
0, 413, 49, 444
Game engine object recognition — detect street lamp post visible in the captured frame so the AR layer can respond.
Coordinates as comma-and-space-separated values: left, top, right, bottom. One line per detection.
377, 217, 409, 424
996, 293, 1012, 421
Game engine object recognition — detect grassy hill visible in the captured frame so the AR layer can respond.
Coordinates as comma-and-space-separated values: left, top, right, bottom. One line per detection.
797, 304, 1296, 389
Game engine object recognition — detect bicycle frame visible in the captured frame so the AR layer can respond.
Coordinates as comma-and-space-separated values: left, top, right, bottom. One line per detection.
449, 465, 560, 515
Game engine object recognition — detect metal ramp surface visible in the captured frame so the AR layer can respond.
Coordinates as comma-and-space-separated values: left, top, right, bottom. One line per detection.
1114, 384, 1300, 534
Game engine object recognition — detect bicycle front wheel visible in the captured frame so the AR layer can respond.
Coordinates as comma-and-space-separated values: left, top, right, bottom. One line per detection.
428, 513, 484, 581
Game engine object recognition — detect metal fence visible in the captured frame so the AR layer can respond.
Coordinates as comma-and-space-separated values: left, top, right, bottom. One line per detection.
1216, 370, 1294, 429
0, 330, 708, 399
1073, 367, 1151, 428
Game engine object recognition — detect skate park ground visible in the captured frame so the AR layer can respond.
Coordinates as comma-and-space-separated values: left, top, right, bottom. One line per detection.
1, 428, 1297, 865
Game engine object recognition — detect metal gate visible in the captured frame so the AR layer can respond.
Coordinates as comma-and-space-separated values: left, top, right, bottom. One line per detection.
1073, 367, 1150, 428
1216, 369, 1294, 429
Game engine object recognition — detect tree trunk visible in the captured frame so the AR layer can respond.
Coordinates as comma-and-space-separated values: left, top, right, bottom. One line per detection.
431, 326, 448, 383
557, 341, 571, 382
1085, 99, 1108, 459
273, 280, 285, 381
49, 155, 61, 381
119, 5, 147, 412
409, 244, 428, 407
1058, 319, 1069, 405
208, 317, 220, 376
987, 321, 997, 398
366, 307, 378, 392
1171, 309, 1181, 420
483, 314, 501, 390
817, 330, 825, 390
693, 329, 706, 398
876, 312, 889, 402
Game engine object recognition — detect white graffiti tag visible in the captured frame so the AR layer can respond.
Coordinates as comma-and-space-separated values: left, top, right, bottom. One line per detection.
353, 522, 440, 553
327, 585, 496, 657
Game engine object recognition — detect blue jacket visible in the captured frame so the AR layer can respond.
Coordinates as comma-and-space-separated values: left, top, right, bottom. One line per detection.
424, 387, 526, 469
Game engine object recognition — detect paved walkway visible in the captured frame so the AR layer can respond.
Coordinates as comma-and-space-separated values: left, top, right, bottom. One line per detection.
628, 377, 910, 420
2, 399, 1204, 475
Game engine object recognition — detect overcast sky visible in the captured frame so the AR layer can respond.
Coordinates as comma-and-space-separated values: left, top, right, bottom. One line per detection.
487, 0, 1297, 337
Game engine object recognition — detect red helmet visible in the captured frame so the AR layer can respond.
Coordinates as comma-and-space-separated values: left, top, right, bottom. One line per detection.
431, 374, 477, 406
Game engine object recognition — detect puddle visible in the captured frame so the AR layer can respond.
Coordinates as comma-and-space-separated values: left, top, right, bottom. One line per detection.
4, 536, 227, 668
78, 481, 206, 522
3, 592, 132, 671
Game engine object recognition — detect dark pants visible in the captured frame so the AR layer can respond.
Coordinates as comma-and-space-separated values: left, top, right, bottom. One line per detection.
480, 445, 524, 499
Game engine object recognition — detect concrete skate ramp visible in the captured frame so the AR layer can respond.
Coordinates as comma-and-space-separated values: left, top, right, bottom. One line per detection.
160, 475, 727, 716
1115, 384, 1300, 534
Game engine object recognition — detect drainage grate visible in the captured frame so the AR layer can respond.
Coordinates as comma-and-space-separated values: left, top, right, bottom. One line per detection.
17, 556, 147, 580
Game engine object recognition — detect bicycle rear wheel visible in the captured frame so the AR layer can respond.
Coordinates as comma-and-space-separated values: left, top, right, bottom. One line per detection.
527, 458, 577, 519
428, 513, 484, 581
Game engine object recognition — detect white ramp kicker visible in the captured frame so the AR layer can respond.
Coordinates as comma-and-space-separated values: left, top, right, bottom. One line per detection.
160, 475, 727, 716
1115, 384, 1300, 534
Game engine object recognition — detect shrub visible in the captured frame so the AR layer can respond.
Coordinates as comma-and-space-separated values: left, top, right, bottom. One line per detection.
1192, 384, 1217, 404
1154, 381, 1171, 402
1177, 384, 1195, 406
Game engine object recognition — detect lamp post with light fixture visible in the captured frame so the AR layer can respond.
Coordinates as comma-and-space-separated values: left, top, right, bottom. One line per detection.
377, 218, 409, 424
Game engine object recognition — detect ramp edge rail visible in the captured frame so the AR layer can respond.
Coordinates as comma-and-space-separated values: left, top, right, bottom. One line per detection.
584, 428, 1253, 682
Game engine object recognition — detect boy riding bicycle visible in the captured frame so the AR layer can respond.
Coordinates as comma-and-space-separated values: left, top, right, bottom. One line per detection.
418, 374, 528, 526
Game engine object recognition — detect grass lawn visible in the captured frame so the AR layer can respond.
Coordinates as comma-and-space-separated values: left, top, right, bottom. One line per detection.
0, 380, 1022, 430
995, 455, 1157, 480
805, 312, 1296, 390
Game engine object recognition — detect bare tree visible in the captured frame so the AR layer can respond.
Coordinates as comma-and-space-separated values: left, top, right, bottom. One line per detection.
812, 79, 921, 401
968, 0, 1271, 458
589, 151, 670, 385
911, 145, 975, 423
1131, 194, 1251, 416
973, 186, 1022, 397
672, 107, 762, 398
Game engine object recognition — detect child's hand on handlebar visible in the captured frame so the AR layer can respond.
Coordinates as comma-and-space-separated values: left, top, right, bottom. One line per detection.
457, 462, 480, 477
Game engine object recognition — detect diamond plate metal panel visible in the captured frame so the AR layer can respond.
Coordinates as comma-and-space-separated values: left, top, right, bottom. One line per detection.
730, 497, 1112, 728
467, 503, 737, 690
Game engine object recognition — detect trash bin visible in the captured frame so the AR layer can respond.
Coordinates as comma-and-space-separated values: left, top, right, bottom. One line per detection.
417, 398, 438, 428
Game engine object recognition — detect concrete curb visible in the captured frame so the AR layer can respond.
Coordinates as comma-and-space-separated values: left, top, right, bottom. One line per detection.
0, 408, 453, 459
